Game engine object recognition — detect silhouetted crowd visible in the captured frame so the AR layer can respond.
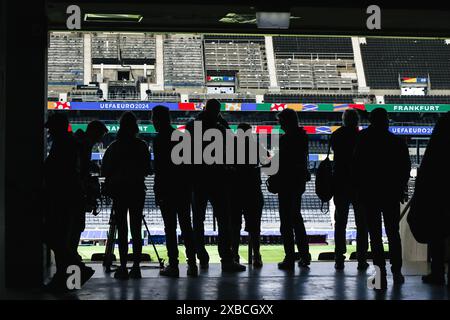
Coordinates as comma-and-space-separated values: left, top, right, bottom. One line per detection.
42, 99, 450, 293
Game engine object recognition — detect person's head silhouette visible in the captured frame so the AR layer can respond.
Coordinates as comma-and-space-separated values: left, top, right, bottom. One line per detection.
152, 105, 171, 132
369, 108, 389, 131
203, 99, 221, 123
277, 108, 299, 133
117, 112, 139, 139
86, 120, 108, 144
237, 122, 252, 132
342, 109, 359, 128
45, 113, 69, 138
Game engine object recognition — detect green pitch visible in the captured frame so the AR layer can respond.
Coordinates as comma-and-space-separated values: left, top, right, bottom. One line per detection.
77, 244, 387, 263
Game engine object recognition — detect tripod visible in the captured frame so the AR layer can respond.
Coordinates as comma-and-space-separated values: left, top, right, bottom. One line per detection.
103, 203, 164, 273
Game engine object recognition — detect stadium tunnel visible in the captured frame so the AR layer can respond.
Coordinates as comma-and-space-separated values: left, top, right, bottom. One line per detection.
2, 0, 450, 298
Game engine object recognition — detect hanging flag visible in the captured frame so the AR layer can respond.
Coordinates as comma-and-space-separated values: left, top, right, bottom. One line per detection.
270, 103, 287, 111
178, 103, 196, 111
225, 103, 241, 111
333, 104, 350, 112
302, 104, 319, 111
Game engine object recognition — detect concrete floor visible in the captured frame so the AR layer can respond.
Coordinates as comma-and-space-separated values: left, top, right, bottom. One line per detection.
2, 261, 449, 300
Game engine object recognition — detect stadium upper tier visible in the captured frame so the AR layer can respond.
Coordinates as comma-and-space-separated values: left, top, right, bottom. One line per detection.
361, 38, 450, 89
273, 36, 356, 91
91, 33, 156, 65
48, 33, 84, 85
272, 36, 353, 55
204, 35, 270, 89
164, 35, 205, 87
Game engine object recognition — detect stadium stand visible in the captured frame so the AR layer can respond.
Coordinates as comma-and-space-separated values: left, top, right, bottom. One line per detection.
263, 94, 357, 103
360, 38, 450, 89
145, 92, 181, 102
384, 95, 450, 104
204, 35, 270, 89
48, 33, 84, 85
47, 32, 438, 240
163, 35, 205, 87
107, 80, 139, 100
91, 33, 155, 64
272, 36, 356, 91
388, 112, 441, 126
85, 174, 333, 230
273, 36, 353, 55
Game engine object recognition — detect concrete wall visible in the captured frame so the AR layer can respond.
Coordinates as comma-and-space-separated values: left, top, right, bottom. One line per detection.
3, 0, 46, 288
0, 0, 6, 295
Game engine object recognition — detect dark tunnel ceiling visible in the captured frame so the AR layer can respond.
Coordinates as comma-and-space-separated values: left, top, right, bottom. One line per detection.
46, 0, 450, 37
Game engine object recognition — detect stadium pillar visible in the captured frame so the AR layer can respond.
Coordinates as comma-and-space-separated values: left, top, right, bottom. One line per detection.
264, 36, 279, 92
84, 33, 92, 85
3, 0, 47, 288
154, 34, 165, 91
351, 37, 369, 93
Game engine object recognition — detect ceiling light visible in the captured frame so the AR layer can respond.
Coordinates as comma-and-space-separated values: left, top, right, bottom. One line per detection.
84, 13, 143, 23
256, 12, 291, 29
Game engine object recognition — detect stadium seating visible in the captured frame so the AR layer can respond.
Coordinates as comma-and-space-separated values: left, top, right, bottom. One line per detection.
360, 38, 450, 89
384, 95, 450, 104
85, 174, 333, 230
388, 112, 441, 126
91, 33, 155, 64
48, 33, 84, 85
273, 36, 353, 55
203, 35, 270, 89
273, 36, 356, 91
263, 94, 356, 103
146, 92, 181, 102
163, 35, 205, 87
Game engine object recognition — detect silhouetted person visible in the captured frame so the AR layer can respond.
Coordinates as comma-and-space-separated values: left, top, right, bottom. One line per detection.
152, 105, 198, 278
273, 108, 311, 270
43, 113, 91, 292
230, 123, 267, 268
186, 99, 246, 272
353, 108, 411, 290
413, 112, 450, 286
331, 109, 369, 270
72, 121, 108, 271
101, 112, 151, 280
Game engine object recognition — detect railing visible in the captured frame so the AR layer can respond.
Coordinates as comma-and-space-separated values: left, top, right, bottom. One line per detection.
276, 52, 354, 61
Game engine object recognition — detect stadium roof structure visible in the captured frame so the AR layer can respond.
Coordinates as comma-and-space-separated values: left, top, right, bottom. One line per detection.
46, 0, 450, 37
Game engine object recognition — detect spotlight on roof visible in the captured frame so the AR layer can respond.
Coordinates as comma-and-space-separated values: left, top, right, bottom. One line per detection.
256, 12, 290, 29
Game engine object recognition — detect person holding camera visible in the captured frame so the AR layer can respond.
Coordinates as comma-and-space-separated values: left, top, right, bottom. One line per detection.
272, 109, 311, 270
72, 121, 108, 273
101, 112, 152, 280
353, 108, 411, 290
43, 113, 91, 291
152, 106, 198, 277
229, 123, 268, 268
186, 99, 246, 272
331, 109, 369, 270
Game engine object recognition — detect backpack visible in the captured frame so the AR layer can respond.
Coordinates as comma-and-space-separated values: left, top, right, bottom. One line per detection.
315, 138, 334, 211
